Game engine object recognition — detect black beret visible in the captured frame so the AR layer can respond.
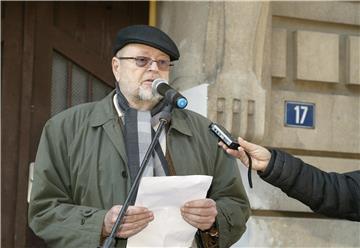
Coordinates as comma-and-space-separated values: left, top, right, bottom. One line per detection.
112, 25, 180, 61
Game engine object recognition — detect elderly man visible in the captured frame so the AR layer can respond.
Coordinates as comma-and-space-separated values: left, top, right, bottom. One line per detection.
28, 25, 250, 247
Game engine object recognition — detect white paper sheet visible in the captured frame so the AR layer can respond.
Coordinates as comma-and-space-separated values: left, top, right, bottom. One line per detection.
127, 175, 213, 247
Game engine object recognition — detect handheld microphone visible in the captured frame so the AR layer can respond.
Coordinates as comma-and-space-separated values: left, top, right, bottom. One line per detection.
152, 78, 188, 109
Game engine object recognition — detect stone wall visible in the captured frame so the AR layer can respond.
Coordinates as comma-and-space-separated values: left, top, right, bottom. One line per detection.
157, 1, 360, 246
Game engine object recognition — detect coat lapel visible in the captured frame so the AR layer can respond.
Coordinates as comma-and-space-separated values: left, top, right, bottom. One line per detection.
102, 119, 127, 163
89, 91, 127, 164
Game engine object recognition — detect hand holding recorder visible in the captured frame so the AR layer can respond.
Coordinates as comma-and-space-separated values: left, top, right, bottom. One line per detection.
218, 136, 271, 173
209, 123, 254, 188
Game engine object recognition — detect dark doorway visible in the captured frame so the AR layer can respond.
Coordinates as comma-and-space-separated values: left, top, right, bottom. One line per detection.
1, 2, 149, 247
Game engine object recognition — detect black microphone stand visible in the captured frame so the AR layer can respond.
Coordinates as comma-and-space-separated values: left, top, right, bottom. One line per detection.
102, 104, 173, 248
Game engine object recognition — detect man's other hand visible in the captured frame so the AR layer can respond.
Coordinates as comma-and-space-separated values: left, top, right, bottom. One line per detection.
180, 199, 217, 231
102, 205, 154, 238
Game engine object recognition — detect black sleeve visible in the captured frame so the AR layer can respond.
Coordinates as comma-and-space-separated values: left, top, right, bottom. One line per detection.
258, 149, 360, 221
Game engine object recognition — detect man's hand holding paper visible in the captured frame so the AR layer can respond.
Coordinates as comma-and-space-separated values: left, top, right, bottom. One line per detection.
180, 198, 217, 231
102, 205, 154, 239
127, 175, 213, 247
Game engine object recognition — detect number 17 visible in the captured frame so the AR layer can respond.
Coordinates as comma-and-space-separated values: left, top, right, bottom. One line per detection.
294, 105, 308, 124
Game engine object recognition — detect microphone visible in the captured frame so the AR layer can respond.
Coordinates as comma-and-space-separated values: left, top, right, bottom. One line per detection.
152, 78, 188, 109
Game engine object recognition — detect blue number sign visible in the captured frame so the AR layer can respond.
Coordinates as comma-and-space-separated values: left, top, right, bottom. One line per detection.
285, 101, 315, 128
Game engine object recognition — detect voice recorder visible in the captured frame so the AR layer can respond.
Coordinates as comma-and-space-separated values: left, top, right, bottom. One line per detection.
209, 122, 253, 188
209, 123, 240, 150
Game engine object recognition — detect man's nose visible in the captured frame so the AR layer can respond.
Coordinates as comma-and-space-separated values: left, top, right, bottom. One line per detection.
148, 60, 160, 71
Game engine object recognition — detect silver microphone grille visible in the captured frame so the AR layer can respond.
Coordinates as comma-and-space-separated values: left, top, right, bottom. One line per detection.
152, 78, 168, 95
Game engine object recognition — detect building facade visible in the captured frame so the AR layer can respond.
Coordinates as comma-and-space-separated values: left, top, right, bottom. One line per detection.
2, 1, 359, 247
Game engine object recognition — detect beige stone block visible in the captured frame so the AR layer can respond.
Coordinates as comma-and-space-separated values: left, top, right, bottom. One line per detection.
297, 156, 360, 174
237, 156, 360, 212
234, 216, 360, 247
295, 30, 339, 83
272, 1, 360, 26
271, 28, 287, 78
263, 91, 360, 154
347, 36, 360, 85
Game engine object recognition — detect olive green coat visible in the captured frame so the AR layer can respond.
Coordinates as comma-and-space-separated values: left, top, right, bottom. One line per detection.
28, 91, 250, 247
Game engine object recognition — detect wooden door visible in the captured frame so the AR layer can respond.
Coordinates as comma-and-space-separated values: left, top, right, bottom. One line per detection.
1, 2, 148, 247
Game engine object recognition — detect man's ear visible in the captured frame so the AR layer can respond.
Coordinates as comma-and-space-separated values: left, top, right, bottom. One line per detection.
112, 57, 120, 81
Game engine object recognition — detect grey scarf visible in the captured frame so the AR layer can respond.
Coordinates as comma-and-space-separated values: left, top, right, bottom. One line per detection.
115, 83, 170, 185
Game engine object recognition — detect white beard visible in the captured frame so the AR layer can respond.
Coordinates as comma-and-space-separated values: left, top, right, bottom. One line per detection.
138, 85, 162, 102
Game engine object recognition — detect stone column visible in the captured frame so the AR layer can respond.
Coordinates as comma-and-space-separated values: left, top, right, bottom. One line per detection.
158, 1, 271, 142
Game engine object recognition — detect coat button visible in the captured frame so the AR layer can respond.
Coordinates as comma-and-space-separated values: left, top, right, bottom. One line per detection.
122, 171, 128, 178
84, 209, 93, 215
82, 209, 97, 217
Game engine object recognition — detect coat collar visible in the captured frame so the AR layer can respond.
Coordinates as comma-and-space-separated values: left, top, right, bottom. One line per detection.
86, 90, 193, 167
88, 90, 127, 164
89, 90, 117, 127
88, 90, 193, 137
170, 109, 193, 137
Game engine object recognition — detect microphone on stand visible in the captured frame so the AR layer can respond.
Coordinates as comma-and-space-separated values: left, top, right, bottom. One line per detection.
152, 79, 188, 109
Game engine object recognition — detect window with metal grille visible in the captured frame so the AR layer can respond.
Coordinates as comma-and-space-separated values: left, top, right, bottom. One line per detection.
51, 51, 113, 116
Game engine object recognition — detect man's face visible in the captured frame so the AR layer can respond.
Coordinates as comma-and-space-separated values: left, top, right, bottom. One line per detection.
112, 43, 171, 109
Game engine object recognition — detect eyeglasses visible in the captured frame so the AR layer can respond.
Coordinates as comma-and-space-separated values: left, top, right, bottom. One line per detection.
116, 56, 173, 71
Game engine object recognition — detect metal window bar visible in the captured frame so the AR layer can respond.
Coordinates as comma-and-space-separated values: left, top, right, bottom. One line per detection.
66, 61, 72, 108
51, 51, 113, 116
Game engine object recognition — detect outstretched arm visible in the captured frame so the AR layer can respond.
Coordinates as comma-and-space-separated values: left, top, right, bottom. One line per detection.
219, 137, 360, 221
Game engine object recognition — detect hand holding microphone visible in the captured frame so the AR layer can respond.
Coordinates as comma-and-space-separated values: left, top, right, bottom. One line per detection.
152, 78, 188, 109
